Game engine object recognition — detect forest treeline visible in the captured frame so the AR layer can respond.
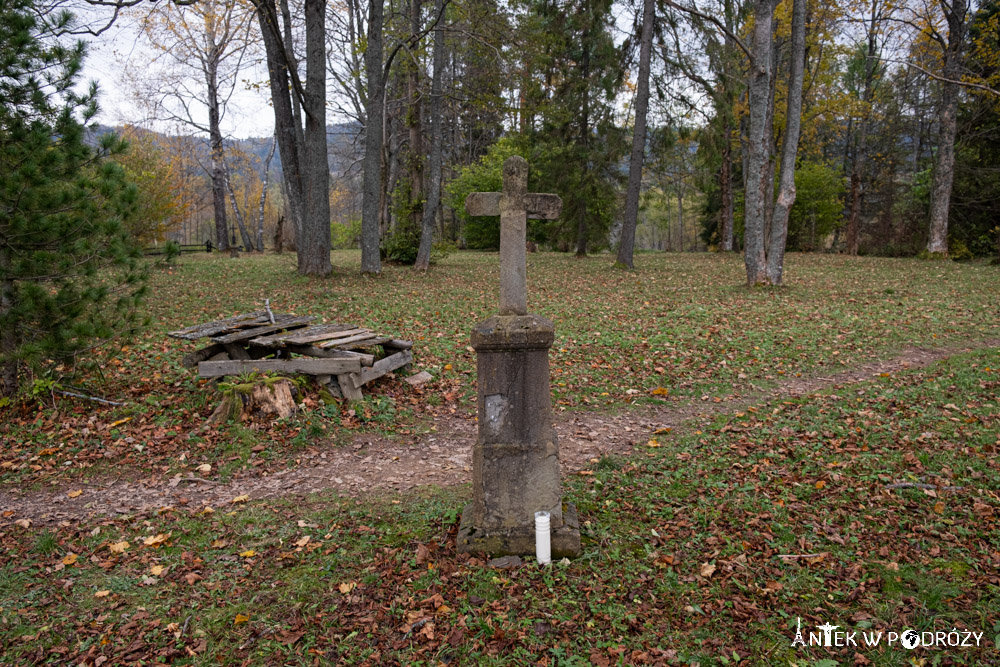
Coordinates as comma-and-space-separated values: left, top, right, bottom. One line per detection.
3, 0, 1000, 397
86, 0, 1000, 279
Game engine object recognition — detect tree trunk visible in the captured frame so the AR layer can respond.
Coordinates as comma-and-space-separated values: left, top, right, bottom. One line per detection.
927, 0, 969, 255
296, 0, 332, 276
207, 61, 229, 251
279, 0, 305, 155
743, 0, 775, 285
575, 26, 591, 258
846, 3, 881, 257
407, 0, 424, 237
765, 0, 806, 285
677, 182, 684, 252
720, 131, 734, 251
927, 81, 957, 255
0, 274, 17, 398
361, 0, 385, 274
254, 0, 306, 256
615, 0, 654, 269
762, 23, 779, 247
415, 0, 445, 271
224, 162, 255, 250
846, 169, 861, 255
256, 134, 277, 251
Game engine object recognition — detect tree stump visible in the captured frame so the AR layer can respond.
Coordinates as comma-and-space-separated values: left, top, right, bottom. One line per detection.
203, 379, 298, 428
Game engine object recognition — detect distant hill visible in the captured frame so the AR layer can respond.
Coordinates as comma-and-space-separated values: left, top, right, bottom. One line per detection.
89, 123, 363, 180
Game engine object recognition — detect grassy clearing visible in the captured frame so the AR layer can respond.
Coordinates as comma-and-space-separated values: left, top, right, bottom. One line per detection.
1, 251, 998, 488
1, 345, 997, 664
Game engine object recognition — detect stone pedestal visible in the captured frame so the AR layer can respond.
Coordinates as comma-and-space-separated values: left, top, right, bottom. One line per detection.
456, 314, 581, 558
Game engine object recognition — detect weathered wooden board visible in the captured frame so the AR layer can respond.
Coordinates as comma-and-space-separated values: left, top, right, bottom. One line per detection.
382, 339, 414, 351
337, 374, 363, 401
321, 336, 392, 350
284, 327, 369, 346
349, 349, 414, 389
250, 322, 356, 347
317, 332, 387, 349
223, 343, 251, 360
285, 344, 375, 366
198, 357, 361, 378
181, 344, 225, 368
211, 316, 315, 345
168, 311, 269, 340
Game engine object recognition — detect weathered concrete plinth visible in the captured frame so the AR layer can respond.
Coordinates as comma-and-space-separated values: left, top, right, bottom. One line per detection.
456, 314, 581, 558
457, 502, 581, 558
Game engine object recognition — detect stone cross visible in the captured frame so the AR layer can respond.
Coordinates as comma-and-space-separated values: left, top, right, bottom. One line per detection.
464, 156, 561, 315
457, 156, 580, 560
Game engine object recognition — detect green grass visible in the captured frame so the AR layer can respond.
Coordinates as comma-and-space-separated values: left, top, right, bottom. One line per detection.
1, 251, 998, 488
1, 329, 998, 663
1, 251, 999, 663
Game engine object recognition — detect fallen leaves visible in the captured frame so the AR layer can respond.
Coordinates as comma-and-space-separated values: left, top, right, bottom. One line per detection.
239, 550, 256, 558
108, 541, 130, 554
67, 489, 83, 498
94, 590, 111, 598
699, 562, 717, 579
338, 581, 357, 594
62, 553, 78, 566
14, 518, 31, 529
277, 628, 305, 645
233, 613, 250, 625
150, 565, 166, 576
231, 494, 249, 504
142, 533, 171, 548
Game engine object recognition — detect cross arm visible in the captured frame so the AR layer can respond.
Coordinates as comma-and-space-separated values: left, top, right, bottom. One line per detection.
524, 194, 561, 220
465, 192, 500, 217
465, 192, 561, 219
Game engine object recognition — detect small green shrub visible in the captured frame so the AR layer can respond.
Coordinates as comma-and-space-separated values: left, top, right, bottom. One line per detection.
331, 219, 362, 250
163, 240, 181, 263
950, 239, 974, 262
383, 227, 420, 264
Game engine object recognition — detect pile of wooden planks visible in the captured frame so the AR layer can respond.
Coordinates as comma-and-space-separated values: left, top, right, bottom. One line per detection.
168, 311, 414, 400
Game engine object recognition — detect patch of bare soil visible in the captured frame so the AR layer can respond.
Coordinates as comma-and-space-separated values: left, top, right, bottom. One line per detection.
2, 339, 996, 525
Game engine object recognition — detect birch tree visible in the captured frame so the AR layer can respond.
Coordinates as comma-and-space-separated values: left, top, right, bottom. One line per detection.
128, 0, 254, 252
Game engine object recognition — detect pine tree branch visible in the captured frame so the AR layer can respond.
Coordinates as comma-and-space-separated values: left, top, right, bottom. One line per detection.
662, 0, 751, 60
896, 59, 1000, 97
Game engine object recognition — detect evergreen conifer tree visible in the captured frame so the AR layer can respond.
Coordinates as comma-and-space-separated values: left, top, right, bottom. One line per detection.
1, 0, 147, 397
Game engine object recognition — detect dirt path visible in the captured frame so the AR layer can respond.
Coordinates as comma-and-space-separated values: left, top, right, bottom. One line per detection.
2, 340, 995, 526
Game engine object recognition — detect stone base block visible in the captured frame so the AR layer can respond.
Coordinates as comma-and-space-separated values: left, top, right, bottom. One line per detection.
456, 502, 581, 559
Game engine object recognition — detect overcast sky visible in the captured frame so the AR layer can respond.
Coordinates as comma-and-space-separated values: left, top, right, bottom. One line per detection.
81, 15, 276, 140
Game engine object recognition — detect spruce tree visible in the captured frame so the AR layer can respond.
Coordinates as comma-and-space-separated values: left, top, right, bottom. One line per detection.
518, 0, 624, 254
0, 0, 147, 397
